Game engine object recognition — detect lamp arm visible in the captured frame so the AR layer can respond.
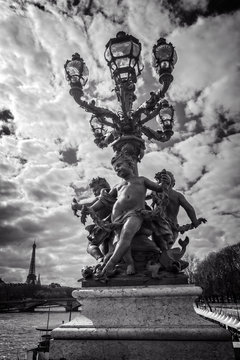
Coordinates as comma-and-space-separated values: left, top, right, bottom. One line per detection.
140, 102, 163, 125
97, 116, 116, 128
70, 87, 120, 127
141, 125, 173, 142
133, 90, 164, 119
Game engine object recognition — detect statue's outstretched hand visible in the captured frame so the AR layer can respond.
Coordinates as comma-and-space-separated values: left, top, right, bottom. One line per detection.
193, 217, 207, 228
198, 217, 207, 224
179, 217, 207, 234
71, 198, 81, 217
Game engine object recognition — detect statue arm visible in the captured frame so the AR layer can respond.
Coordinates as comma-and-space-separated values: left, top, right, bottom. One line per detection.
144, 178, 163, 192
71, 197, 97, 213
143, 175, 170, 192
90, 187, 117, 212
178, 193, 198, 227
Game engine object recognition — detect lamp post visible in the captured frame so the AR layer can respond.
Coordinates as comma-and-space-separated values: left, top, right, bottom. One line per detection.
64, 32, 177, 168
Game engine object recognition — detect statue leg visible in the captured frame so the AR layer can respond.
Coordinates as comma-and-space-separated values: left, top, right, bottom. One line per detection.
87, 242, 104, 261
123, 249, 135, 275
101, 216, 142, 275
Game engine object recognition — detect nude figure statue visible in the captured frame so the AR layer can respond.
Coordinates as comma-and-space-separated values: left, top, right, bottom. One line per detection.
71, 177, 115, 262
87, 154, 170, 277
151, 170, 200, 250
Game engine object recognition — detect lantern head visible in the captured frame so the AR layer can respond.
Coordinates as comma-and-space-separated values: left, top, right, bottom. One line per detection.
152, 38, 177, 94
104, 31, 143, 85
156, 100, 174, 134
64, 53, 89, 89
89, 115, 108, 148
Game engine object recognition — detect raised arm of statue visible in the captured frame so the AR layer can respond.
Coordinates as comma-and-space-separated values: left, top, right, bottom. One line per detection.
143, 171, 170, 193
90, 187, 117, 213
71, 197, 97, 218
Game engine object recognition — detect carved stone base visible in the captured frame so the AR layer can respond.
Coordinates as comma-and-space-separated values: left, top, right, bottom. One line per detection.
49, 285, 234, 360
82, 271, 188, 287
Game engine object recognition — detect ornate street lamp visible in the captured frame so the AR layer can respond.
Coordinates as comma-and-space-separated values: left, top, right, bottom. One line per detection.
64, 32, 177, 165
104, 31, 143, 84
64, 53, 89, 95
104, 31, 143, 116
152, 38, 177, 94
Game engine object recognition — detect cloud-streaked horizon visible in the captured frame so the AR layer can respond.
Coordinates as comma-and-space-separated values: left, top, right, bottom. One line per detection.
0, 0, 239, 286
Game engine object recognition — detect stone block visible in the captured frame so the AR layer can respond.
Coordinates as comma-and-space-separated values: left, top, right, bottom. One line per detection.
50, 285, 235, 360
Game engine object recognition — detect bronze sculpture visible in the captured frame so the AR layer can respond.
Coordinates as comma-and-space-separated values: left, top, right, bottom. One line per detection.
72, 160, 206, 283
65, 32, 207, 284
72, 177, 114, 263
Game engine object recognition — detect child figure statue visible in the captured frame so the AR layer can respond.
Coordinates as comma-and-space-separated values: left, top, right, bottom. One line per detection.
88, 153, 170, 277
71, 177, 115, 262
151, 170, 202, 250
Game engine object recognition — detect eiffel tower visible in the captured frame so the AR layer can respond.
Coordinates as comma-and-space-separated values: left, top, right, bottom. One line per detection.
26, 242, 37, 285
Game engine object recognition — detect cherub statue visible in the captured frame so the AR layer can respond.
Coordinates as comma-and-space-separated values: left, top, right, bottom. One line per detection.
151, 170, 206, 250
87, 153, 171, 277
71, 177, 115, 262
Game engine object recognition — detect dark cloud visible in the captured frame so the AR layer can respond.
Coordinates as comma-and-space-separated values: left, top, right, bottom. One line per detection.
215, 113, 240, 143
32, 2, 46, 12
59, 147, 78, 165
29, 188, 58, 201
0, 177, 19, 198
0, 109, 15, 137
0, 224, 27, 245
162, 0, 240, 26
18, 218, 44, 234
219, 211, 240, 218
0, 218, 44, 247
0, 203, 30, 221
0, 109, 14, 122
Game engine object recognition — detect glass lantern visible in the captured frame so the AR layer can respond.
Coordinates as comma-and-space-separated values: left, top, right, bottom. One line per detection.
152, 38, 177, 75
90, 115, 106, 135
156, 100, 174, 133
64, 53, 89, 88
104, 31, 143, 84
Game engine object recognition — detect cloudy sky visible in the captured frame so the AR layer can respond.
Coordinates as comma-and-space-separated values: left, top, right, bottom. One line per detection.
0, 0, 239, 286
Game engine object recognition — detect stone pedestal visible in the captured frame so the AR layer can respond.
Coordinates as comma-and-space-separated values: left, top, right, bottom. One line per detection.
50, 285, 234, 360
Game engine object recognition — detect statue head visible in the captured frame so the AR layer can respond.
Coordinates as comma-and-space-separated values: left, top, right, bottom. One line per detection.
155, 170, 175, 188
89, 177, 110, 196
111, 153, 135, 178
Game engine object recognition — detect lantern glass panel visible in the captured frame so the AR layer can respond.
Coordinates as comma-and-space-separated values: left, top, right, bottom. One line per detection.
66, 59, 89, 85
130, 58, 136, 67
91, 117, 103, 134
163, 120, 172, 126
115, 58, 130, 68
132, 43, 141, 57
105, 48, 111, 61
119, 72, 129, 80
111, 63, 117, 70
138, 56, 144, 71
172, 50, 177, 65
156, 115, 163, 128
111, 41, 131, 57
82, 63, 89, 78
160, 107, 173, 119
160, 61, 170, 69
155, 44, 173, 61
66, 60, 82, 76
